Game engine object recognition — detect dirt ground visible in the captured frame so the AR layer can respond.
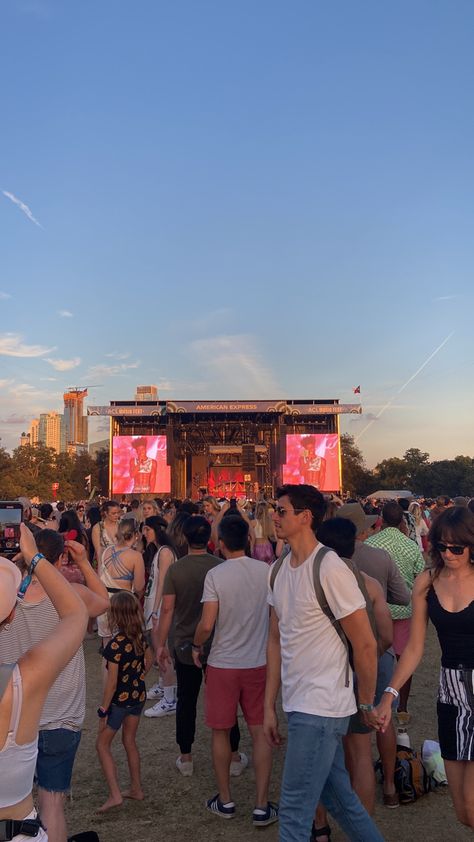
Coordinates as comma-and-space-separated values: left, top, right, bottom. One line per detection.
64, 625, 472, 842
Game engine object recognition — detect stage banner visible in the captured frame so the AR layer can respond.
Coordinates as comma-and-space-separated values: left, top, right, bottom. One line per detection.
112, 435, 171, 494
282, 433, 341, 491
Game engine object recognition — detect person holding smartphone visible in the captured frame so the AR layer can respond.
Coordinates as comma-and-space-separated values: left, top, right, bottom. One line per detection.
0, 524, 87, 841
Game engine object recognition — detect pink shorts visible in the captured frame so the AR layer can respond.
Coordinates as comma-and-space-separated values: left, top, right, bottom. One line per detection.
393, 618, 411, 656
205, 665, 266, 729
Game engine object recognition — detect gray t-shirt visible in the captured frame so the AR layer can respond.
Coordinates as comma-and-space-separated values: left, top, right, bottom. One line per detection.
202, 555, 269, 669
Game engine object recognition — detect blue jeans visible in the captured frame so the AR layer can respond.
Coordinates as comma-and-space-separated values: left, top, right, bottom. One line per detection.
279, 712, 384, 842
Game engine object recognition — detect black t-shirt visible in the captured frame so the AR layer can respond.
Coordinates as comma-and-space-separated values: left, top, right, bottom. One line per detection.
163, 552, 221, 648
103, 633, 147, 707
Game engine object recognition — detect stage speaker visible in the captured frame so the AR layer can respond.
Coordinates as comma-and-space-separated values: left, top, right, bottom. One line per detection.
242, 444, 256, 472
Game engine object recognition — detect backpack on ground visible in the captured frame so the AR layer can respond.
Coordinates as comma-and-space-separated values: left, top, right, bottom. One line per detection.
394, 746, 432, 803
269, 545, 377, 687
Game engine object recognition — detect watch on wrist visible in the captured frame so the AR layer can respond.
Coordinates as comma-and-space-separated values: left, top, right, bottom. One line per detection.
192, 644, 202, 652
97, 707, 109, 718
358, 703, 375, 712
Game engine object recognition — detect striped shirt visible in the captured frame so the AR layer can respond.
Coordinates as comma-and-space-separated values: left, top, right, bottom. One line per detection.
0, 596, 85, 731
365, 527, 425, 620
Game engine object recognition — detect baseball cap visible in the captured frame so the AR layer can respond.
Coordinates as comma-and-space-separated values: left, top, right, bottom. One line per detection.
0, 557, 22, 623
337, 502, 379, 535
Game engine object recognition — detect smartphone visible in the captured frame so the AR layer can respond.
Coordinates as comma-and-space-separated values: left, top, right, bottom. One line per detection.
229, 498, 237, 509
0, 501, 23, 558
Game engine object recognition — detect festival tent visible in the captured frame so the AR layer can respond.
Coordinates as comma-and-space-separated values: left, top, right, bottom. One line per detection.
371, 489, 413, 500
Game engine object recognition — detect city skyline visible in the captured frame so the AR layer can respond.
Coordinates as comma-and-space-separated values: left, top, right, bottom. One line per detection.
1, 1, 473, 467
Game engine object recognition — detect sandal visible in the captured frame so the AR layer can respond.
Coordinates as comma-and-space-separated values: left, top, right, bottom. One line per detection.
310, 823, 331, 842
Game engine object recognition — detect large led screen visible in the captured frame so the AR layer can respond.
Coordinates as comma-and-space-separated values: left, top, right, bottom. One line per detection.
112, 435, 171, 495
282, 434, 340, 491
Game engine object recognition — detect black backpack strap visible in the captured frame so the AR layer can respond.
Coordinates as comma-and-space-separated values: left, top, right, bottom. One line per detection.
269, 544, 291, 591
312, 546, 351, 687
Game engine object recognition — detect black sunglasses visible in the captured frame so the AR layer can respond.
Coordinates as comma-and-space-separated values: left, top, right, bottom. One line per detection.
275, 506, 307, 517
436, 543, 467, 555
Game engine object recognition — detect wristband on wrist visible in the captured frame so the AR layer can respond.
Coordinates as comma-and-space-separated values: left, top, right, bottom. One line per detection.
384, 686, 399, 700
192, 644, 202, 652
97, 707, 109, 718
29, 552, 45, 574
358, 703, 375, 712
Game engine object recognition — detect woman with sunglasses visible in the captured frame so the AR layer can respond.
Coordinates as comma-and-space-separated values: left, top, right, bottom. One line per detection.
377, 506, 474, 828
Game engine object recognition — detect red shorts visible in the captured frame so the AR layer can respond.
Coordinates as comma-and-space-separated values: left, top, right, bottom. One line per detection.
205, 664, 266, 729
393, 618, 411, 656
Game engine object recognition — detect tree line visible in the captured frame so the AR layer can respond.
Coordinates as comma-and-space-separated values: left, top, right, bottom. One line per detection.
0, 444, 109, 500
341, 435, 474, 499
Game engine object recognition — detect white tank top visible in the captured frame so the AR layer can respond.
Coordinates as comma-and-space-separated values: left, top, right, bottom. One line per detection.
0, 664, 38, 808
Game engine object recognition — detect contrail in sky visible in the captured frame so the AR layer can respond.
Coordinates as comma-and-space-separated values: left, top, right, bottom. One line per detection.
2, 190, 43, 227
355, 332, 454, 443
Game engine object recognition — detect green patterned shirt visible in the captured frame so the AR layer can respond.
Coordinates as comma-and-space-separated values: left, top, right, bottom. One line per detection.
365, 527, 425, 619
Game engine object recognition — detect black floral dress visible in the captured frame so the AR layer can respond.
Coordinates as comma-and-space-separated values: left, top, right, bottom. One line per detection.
103, 633, 147, 708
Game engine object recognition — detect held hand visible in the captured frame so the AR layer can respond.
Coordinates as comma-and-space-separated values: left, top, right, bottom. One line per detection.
263, 708, 284, 748
192, 648, 202, 668
65, 540, 89, 566
374, 696, 394, 733
19, 522, 38, 565
157, 646, 171, 669
360, 708, 384, 731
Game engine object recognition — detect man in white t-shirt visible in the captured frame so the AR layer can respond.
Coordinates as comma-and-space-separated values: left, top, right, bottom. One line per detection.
264, 484, 384, 842
193, 514, 278, 827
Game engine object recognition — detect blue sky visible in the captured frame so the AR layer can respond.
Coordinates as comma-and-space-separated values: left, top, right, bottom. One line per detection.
1, 0, 473, 466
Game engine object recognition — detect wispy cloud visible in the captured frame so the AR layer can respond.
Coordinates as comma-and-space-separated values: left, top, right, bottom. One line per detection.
40, 377, 58, 382
88, 360, 140, 379
45, 357, 81, 371
0, 333, 54, 358
58, 310, 73, 318
0, 292, 12, 300
105, 351, 131, 360
0, 379, 15, 389
0, 414, 29, 425
189, 334, 280, 396
433, 295, 460, 302
2, 190, 43, 228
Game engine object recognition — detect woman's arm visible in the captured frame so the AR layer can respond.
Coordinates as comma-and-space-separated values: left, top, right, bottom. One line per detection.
152, 547, 175, 615
91, 523, 101, 568
67, 539, 109, 616
100, 661, 118, 712
131, 550, 146, 597
376, 570, 431, 729
18, 525, 88, 714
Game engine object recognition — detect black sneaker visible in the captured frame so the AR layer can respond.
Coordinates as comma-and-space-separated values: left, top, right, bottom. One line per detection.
253, 802, 279, 827
206, 794, 235, 819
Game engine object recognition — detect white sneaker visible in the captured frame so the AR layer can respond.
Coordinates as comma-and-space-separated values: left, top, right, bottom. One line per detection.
230, 751, 249, 777
144, 699, 176, 718
146, 682, 164, 701
176, 755, 194, 776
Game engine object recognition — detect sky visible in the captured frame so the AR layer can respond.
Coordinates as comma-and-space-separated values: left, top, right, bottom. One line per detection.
1, 0, 473, 467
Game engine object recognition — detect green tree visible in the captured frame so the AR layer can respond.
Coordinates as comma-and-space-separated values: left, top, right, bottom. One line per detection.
373, 456, 410, 490
94, 448, 110, 496
340, 434, 376, 497
9, 444, 56, 499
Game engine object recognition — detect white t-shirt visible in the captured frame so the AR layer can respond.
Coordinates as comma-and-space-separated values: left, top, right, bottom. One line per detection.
202, 555, 269, 669
268, 544, 365, 717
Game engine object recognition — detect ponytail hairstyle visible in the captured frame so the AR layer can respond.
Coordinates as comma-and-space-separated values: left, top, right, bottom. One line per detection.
117, 519, 138, 543
109, 591, 145, 656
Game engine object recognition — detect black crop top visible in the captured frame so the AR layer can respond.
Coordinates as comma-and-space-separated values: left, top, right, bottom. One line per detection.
427, 585, 474, 670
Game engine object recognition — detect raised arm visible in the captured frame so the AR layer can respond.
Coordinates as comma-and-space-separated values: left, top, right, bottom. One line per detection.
67, 539, 109, 617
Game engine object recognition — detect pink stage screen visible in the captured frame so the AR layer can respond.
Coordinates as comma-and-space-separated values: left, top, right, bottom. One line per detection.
112, 435, 171, 495
282, 434, 340, 491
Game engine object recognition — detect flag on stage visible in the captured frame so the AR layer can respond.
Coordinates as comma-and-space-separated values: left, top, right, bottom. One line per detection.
353, 386, 361, 394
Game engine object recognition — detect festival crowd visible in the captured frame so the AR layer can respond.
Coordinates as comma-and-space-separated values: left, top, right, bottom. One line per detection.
1, 490, 474, 842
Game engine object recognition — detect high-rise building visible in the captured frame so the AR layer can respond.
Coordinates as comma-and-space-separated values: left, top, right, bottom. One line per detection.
45, 411, 63, 453
135, 385, 158, 402
63, 389, 88, 452
29, 419, 39, 446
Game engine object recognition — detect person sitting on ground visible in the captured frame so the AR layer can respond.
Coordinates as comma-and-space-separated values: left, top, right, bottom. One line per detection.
0, 524, 88, 842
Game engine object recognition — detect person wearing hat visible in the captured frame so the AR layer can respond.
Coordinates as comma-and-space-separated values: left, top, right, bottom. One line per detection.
0, 524, 87, 841
17, 497, 42, 536
337, 502, 411, 809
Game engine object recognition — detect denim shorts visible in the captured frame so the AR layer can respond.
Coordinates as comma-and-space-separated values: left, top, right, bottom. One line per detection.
107, 702, 144, 731
36, 728, 82, 792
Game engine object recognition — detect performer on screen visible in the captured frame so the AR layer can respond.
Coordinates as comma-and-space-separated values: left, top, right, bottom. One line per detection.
129, 437, 157, 493
298, 436, 326, 489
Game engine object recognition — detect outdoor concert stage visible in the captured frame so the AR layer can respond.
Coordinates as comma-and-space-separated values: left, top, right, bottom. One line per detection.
88, 399, 362, 499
